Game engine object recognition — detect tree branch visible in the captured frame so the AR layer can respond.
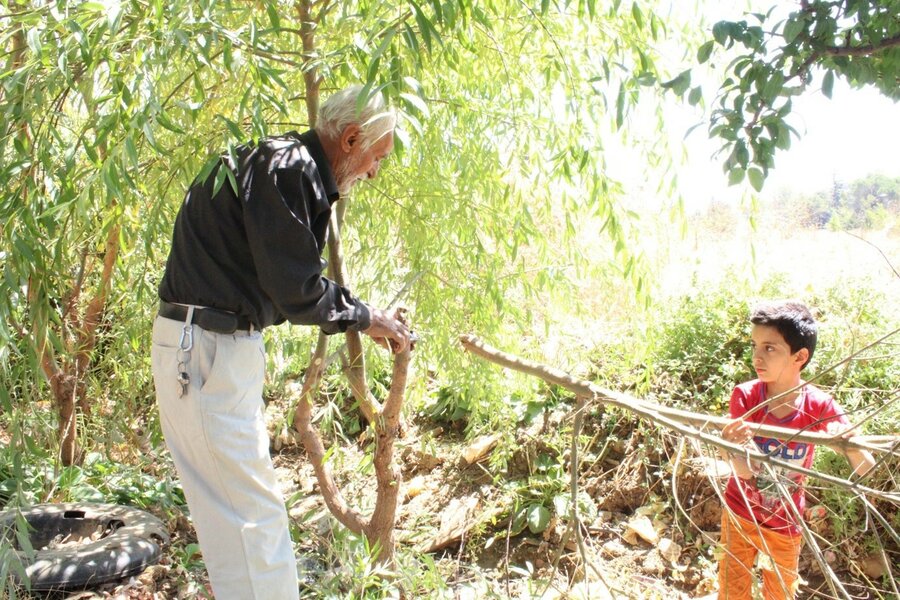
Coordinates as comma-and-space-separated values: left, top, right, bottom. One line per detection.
328, 203, 382, 423
844, 231, 900, 279
298, 0, 321, 123
293, 370, 368, 534
459, 334, 900, 504
364, 347, 411, 562
823, 33, 900, 57
460, 335, 895, 454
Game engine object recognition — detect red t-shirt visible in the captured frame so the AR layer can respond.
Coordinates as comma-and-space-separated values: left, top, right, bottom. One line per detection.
723, 380, 848, 536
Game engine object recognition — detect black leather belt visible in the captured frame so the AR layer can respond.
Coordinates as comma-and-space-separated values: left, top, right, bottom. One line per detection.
158, 301, 253, 333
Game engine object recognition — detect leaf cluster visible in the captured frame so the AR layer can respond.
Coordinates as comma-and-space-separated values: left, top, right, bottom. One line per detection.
0, 0, 701, 444
671, 0, 900, 190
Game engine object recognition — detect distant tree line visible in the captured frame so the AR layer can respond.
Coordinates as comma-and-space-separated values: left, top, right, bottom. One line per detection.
696, 173, 900, 235
799, 173, 900, 230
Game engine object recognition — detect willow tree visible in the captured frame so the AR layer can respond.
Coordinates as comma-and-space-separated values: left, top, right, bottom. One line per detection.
672, 0, 900, 190
0, 0, 691, 478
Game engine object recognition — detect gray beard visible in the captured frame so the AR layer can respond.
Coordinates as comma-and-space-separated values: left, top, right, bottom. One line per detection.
334, 162, 356, 197
334, 154, 367, 197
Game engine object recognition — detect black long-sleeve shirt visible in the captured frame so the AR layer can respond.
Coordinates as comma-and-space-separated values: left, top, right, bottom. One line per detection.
158, 130, 370, 333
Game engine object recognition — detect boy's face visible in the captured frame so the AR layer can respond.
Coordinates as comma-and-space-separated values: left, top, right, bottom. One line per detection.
750, 324, 809, 385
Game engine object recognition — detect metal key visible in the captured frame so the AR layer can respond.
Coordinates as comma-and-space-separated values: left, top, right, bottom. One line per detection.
177, 371, 190, 398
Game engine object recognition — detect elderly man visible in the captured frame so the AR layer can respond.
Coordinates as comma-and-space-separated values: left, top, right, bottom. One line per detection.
150, 85, 410, 599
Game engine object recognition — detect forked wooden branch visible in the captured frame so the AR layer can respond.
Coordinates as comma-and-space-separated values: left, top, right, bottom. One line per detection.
293, 345, 412, 561
460, 334, 900, 504
291, 9, 405, 563
292, 209, 411, 561
327, 202, 382, 423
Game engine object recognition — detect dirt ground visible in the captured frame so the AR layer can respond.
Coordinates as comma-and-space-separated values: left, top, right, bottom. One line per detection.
23, 403, 888, 600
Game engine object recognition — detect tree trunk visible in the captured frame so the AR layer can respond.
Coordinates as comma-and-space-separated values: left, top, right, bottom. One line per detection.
363, 348, 410, 563
292, 0, 410, 565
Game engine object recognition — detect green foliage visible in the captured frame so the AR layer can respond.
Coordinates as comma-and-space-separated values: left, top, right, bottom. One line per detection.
425, 383, 476, 426
291, 527, 451, 599
167, 542, 204, 576
507, 451, 568, 535
0, 451, 184, 514
0, 508, 30, 599
673, 1, 900, 185
649, 289, 753, 412
590, 273, 899, 428
0, 0, 695, 464
809, 283, 900, 432
768, 174, 900, 230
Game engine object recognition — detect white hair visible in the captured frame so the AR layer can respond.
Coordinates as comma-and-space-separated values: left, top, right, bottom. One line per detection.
317, 85, 397, 150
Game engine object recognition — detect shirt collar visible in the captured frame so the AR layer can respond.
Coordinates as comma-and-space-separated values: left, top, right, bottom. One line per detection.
294, 130, 340, 203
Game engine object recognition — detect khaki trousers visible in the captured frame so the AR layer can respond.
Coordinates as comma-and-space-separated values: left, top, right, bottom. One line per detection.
718, 511, 802, 600
151, 316, 298, 600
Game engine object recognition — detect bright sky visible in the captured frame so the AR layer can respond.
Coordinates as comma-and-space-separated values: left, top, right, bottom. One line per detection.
675, 78, 900, 206
669, 0, 900, 206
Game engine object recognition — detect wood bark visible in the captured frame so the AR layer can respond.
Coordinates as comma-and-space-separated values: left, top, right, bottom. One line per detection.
292, 0, 408, 566
327, 201, 382, 424
363, 347, 410, 562
460, 334, 900, 504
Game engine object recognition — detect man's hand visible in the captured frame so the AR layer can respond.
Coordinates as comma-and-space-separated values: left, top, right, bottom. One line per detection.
363, 306, 412, 354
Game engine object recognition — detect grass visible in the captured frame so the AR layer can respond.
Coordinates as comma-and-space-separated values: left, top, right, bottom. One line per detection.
1, 202, 897, 598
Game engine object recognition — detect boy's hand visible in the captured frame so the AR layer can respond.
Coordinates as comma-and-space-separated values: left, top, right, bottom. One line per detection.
720, 418, 757, 480
722, 418, 753, 446
825, 421, 856, 439
825, 420, 876, 477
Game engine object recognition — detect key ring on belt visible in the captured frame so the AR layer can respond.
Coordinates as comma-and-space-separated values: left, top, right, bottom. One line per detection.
176, 306, 194, 397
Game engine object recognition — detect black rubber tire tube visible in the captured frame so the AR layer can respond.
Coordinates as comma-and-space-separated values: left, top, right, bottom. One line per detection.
0, 502, 170, 591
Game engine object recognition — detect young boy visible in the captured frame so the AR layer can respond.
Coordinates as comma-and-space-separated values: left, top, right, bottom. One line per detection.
718, 300, 875, 600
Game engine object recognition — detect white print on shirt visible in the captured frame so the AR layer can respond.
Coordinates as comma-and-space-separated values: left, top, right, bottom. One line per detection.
753, 437, 810, 506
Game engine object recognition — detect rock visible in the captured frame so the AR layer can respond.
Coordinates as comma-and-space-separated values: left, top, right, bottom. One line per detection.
623, 515, 659, 545
403, 474, 427, 501
402, 446, 443, 471
859, 553, 888, 579
658, 537, 682, 563
461, 434, 501, 465
417, 495, 482, 553
600, 539, 628, 557
642, 548, 666, 576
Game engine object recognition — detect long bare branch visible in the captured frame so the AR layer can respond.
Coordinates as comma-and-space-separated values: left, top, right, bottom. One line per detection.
328, 202, 381, 423
459, 334, 900, 504
460, 335, 897, 454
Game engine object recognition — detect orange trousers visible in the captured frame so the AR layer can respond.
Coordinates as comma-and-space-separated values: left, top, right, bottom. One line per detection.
718, 511, 802, 600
